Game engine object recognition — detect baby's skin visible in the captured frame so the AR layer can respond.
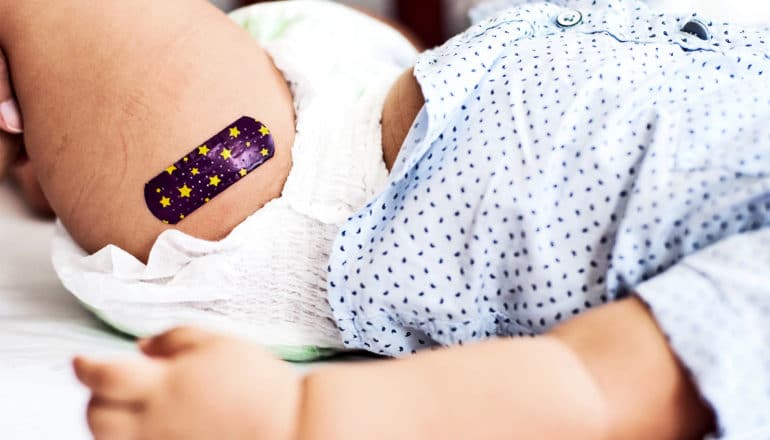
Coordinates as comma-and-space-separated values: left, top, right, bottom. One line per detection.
0, 0, 296, 261
0, 0, 715, 438
74, 298, 714, 440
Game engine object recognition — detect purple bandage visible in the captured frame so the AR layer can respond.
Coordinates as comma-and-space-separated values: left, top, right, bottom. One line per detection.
144, 116, 275, 224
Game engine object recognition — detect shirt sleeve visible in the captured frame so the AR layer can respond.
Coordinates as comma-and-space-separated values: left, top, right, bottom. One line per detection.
633, 229, 770, 439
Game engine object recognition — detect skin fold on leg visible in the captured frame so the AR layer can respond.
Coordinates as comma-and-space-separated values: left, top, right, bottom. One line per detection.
0, 0, 296, 261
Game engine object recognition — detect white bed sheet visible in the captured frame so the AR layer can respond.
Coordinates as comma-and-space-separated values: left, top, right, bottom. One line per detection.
0, 183, 137, 438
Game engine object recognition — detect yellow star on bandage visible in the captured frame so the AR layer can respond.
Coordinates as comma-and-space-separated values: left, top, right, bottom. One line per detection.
261, 148, 270, 157
259, 126, 270, 136
229, 127, 241, 138
191, 168, 200, 176
178, 184, 192, 198
220, 148, 233, 160
209, 175, 222, 187
166, 165, 177, 175
239, 168, 248, 177
160, 196, 172, 208
198, 145, 210, 156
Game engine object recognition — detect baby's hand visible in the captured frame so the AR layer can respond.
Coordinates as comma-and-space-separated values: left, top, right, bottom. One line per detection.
0, 48, 22, 180
74, 327, 302, 440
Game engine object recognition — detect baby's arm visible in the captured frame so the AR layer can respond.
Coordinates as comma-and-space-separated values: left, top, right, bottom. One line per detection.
74, 296, 716, 440
0, 0, 295, 260
301, 297, 714, 439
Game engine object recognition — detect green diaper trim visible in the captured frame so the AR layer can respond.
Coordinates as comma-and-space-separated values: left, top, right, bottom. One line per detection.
82, 303, 338, 363
269, 345, 338, 363
231, 9, 305, 43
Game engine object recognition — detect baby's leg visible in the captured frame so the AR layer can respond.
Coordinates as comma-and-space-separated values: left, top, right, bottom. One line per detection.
0, 0, 295, 260
10, 162, 53, 217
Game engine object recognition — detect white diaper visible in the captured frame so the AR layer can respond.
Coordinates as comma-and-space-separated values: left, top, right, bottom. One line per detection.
51, 0, 418, 358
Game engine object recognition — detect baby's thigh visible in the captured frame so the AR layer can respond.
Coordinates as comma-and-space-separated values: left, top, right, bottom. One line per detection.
0, 0, 294, 260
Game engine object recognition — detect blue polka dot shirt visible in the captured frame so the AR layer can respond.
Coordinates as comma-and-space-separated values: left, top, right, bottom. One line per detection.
327, 1, 770, 437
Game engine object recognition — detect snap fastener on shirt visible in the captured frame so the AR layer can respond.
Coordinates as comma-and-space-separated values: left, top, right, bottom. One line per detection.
556, 9, 583, 28
681, 19, 711, 41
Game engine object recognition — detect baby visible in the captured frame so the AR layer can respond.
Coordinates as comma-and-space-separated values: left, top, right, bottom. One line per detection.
2, 0, 769, 438
45, 0, 422, 357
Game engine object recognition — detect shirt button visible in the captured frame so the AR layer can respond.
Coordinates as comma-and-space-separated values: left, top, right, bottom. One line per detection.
556, 9, 583, 28
681, 19, 711, 40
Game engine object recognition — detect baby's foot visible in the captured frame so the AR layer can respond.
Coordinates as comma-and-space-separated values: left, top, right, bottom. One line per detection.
74, 327, 302, 440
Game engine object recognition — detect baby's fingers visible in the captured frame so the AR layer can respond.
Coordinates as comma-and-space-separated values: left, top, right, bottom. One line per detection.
73, 356, 164, 402
139, 326, 220, 357
0, 50, 22, 134
87, 396, 140, 440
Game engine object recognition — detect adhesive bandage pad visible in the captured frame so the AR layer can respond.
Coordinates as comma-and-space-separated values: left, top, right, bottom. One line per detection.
145, 116, 275, 224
